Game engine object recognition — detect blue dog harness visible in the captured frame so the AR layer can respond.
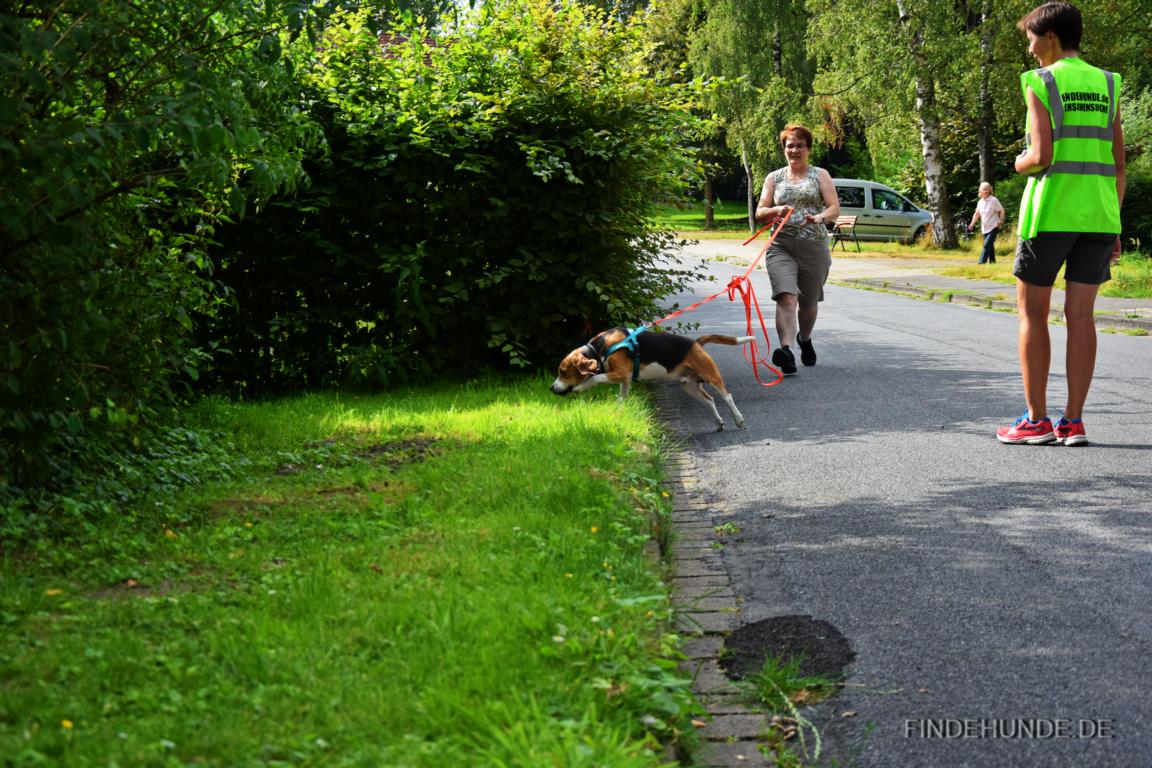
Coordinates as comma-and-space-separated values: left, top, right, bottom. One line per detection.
602, 327, 647, 382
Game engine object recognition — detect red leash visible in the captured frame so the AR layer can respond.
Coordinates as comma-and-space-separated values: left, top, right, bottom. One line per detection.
648, 207, 793, 387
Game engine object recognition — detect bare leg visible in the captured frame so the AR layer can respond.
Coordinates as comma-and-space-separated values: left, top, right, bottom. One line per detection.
797, 305, 818, 341
775, 293, 799, 348
1062, 281, 1100, 420
1016, 278, 1053, 420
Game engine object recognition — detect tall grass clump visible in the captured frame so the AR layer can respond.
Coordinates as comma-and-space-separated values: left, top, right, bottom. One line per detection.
747, 654, 841, 766
0, 377, 695, 766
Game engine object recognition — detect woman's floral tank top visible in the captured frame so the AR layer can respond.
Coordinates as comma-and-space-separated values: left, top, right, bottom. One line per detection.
770, 166, 828, 240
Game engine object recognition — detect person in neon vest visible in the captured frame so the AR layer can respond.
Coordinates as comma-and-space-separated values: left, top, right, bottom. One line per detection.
996, 2, 1126, 446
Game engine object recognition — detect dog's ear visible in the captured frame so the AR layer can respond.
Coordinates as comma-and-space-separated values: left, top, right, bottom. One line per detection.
577, 355, 599, 376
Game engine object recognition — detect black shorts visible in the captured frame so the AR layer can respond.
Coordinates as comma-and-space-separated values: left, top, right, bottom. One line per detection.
1014, 232, 1115, 287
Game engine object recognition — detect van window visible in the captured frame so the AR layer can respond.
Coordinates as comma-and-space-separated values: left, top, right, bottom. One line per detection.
873, 189, 905, 211
836, 186, 865, 208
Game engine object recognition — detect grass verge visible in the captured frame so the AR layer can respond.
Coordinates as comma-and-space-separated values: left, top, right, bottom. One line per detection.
652, 200, 750, 233
746, 654, 841, 767
680, 217, 1152, 299
919, 242, 1152, 299
0, 377, 697, 766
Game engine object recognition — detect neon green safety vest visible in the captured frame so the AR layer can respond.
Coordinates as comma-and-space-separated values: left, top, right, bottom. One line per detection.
1017, 58, 1121, 239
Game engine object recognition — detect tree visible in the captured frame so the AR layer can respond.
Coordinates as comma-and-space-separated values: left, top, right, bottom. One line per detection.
808, 0, 980, 245
972, 0, 997, 184
0, 0, 318, 482
894, 0, 958, 246
687, 0, 814, 227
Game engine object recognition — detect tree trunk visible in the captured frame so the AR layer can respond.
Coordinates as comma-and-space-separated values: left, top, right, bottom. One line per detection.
898, 0, 956, 247
772, 26, 783, 76
704, 178, 715, 230
915, 76, 956, 247
742, 144, 757, 231
977, 0, 996, 184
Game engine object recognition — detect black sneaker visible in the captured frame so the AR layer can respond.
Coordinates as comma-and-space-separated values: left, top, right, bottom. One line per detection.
772, 346, 797, 376
798, 336, 816, 366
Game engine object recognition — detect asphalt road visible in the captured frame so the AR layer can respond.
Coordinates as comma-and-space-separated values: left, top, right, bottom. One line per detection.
660, 251, 1152, 767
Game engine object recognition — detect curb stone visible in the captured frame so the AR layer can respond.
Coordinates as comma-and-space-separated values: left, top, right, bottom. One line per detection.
651, 385, 775, 767
680, 239, 1152, 335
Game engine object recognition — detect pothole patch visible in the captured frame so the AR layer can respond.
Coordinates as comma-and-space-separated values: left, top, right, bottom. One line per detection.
721, 615, 855, 681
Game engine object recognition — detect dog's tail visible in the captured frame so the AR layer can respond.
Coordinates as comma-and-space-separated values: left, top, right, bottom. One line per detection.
696, 334, 755, 347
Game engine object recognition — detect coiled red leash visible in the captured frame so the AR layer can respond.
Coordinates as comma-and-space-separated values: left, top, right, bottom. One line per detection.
646, 207, 793, 387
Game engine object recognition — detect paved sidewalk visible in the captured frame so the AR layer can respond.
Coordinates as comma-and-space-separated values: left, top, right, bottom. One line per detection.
679, 240, 1152, 334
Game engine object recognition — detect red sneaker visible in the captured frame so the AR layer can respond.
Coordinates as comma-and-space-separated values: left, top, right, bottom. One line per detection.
996, 414, 1056, 445
1054, 417, 1088, 446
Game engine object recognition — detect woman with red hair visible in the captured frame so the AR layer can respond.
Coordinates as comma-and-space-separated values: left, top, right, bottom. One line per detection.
754, 124, 840, 375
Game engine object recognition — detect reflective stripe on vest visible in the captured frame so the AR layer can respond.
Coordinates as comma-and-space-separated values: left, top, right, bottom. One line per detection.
1025, 68, 1116, 150
1047, 160, 1117, 177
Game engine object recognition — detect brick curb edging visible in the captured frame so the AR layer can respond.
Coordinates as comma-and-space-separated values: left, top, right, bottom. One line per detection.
651, 386, 775, 767
832, 277, 1152, 334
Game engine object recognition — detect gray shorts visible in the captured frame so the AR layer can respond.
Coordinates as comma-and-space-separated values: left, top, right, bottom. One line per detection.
765, 234, 832, 308
1014, 232, 1115, 287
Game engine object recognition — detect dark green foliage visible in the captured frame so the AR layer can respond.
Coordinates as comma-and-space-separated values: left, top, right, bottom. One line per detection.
1122, 168, 1152, 251
0, 0, 318, 482
199, 3, 703, 392
0, 425, 239, 552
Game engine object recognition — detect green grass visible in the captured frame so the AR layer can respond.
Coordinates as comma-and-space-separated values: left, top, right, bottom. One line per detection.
652, 200, 751, 233
936, 251, 1152, 298
1104, 252, 1152, 297
832, 227, 1152, 299
746, 654, 841, 766
936, 261, 1017, 284
748, 655, 839, 714
0, 378, 697, 766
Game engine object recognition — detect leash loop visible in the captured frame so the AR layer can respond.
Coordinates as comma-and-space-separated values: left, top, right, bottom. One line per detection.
650, 207, 792, 387
599, 208, 794, 388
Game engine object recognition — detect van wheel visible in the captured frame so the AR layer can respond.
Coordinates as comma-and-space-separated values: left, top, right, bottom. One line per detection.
910, 226, 926, 243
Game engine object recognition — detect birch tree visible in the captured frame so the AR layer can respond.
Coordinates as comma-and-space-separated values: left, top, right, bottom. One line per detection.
808, 0, 980, 245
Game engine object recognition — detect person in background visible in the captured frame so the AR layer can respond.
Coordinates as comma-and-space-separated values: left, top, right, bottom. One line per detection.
996, 2, 1125, 446
754, 124, 840, 376
969, 182, 1006, 264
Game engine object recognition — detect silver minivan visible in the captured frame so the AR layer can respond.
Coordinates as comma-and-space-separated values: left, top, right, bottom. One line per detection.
833, 179, 934, 243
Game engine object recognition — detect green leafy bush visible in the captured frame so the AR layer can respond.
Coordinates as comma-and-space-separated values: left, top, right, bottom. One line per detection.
0, 1, 318, 483
198, 1, 704, 392
1121, 167, 1152, 251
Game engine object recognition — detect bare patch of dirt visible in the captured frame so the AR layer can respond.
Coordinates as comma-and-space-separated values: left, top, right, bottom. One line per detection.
358, 436, 442, 468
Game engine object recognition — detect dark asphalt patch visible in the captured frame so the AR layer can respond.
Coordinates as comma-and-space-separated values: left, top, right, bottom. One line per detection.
721, 615, 855, 681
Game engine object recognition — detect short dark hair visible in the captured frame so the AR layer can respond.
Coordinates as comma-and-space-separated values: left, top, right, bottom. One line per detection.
1017, 2, 1083, 51
779, 124, 813, 149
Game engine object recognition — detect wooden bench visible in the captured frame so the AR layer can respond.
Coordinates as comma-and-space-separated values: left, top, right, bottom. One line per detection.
830, 215, 860, 252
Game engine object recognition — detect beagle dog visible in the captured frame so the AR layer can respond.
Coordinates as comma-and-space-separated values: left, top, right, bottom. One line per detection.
550, 327, 752, 430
